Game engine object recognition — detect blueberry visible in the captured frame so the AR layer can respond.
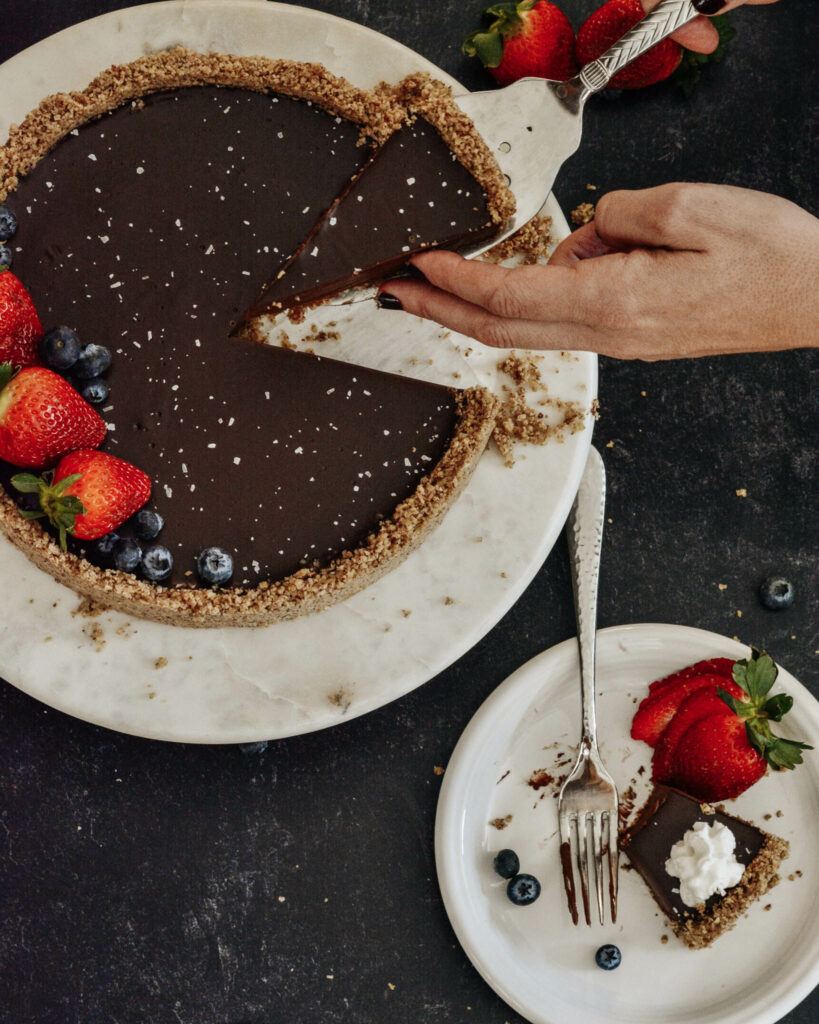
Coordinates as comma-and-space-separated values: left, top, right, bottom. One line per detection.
94, 532, 119, 558
132, 508, 164, 540
506, 873, 541, 906
77, 376, 109, 405
39, 326, 82, 372
74, 343, 112, 379
141, 544, 173, 582
197, 546, 234, 586
759, 577, 795, 611
595, 944, 622, 970
113, 537, 142, 573
0, 205, 16, 241
0, 243, 12, 270
493, 849, 520, 880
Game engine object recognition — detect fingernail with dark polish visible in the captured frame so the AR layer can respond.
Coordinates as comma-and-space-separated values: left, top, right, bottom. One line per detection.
377, 293, 403, 310
692, 0, 726, 15
403, 263, 427, 281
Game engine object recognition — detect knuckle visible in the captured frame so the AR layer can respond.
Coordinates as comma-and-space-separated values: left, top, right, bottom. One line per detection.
476, 314, 519, 350
484, 272, 527, 320
592, 190, 623, 232
646, 183, 695, 239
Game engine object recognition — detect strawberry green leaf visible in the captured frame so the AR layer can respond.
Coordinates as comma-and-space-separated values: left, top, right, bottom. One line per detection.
763, 693, 794, 722
717, 688, 753, 717
764, 737, 813, 771
19, 509, 46, 521
53, 473, 82, 496
462, 30, 505, 67
733, 648, 778, 702
0, 362, 17, 391
10, 473, 43, 494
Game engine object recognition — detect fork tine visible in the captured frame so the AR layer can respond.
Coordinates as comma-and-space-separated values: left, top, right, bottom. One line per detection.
606, 811, 620, 924
592, 811, 605, 925
573, 813, 592, 926
558, 813, 580, 926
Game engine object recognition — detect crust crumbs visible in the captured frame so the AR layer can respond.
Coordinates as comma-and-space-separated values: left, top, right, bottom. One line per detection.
570, 201, 595, 226
482, 215, 553, 265
493, 354, 588, 466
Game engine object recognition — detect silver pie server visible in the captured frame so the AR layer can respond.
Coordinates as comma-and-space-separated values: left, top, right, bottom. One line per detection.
328, 0, 698, 305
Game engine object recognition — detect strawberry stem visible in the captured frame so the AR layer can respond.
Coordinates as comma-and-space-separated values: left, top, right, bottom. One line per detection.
718, 649, 813, 772
11, 470, 86, 551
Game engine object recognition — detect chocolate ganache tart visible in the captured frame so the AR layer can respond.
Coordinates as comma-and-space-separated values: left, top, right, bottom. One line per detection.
0, 50, 514, 627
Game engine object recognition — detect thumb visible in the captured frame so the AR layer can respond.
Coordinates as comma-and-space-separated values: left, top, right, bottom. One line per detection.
548, 222, 613, 266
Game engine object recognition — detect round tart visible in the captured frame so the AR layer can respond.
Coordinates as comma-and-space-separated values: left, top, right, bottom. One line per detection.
0, 50, 510, 626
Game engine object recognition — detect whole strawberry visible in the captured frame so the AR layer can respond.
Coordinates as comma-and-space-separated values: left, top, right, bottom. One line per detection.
576, 0, 681, 90
0, 362, 106, 469
0, 268, 42, 368
463, 1, 577, 86
660, 650, 812, 801
12, 449, 150, 547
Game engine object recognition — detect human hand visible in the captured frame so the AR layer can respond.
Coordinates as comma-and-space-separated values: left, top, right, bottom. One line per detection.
377, 184, 819, 360
653, 0, 781, 56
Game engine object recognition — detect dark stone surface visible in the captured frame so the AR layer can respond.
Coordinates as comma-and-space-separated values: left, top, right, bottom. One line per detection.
1, 2, 816, 1022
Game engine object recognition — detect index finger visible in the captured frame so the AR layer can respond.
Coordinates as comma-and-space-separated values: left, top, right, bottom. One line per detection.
408, 250, 600, 324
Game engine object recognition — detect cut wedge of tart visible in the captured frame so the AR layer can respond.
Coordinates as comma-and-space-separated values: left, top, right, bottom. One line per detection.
621, 785, 789, 949
0, 50, 511, 626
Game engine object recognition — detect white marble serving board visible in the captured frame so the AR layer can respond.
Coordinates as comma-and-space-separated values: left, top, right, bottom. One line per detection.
0, 1, 596, 742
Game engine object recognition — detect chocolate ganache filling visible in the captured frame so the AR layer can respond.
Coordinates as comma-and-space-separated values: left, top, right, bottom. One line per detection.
3, 87, 467, 588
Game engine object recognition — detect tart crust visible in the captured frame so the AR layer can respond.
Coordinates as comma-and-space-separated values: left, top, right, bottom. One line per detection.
0, 50, 508, 626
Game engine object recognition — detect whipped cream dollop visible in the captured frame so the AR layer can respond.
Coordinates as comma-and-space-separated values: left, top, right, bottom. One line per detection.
665, 820, 745, 907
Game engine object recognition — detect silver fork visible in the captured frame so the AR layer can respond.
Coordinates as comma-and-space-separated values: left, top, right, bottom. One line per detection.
557, 447, 619, 926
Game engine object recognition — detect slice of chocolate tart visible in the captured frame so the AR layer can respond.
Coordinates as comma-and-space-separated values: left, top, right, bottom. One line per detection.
621, 785, 789, 949
243, 72, 514, 323
0, 51, 504, 627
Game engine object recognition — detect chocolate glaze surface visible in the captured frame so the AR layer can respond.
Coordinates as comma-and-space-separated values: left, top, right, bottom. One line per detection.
2, 87, 463, 587
622, 785, 765, 921
245, 117, 497, 318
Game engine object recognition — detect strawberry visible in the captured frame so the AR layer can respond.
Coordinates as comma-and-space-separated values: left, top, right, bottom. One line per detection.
576, 0, 681, 90
631, 671, 744, 747
0, 268, 42, 368
12, 449, 150, 547
652, 687, 734, 783
658, 650, 812, 802
0, 363, 106, 469
463, 1, 577, 86
647, 657, 735, 696
668, 711, 767, 802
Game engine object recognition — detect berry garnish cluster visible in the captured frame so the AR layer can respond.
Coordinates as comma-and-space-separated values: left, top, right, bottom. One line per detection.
631, 650, 811, 801
463, 0, 734, 93
493, 848, 541, 906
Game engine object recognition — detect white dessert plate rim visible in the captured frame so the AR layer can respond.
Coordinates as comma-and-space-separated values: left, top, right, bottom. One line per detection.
435, 623, 819, 1024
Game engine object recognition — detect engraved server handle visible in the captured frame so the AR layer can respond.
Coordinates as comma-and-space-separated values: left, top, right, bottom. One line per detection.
577, 0, 698, 95
566, 447, 606, 749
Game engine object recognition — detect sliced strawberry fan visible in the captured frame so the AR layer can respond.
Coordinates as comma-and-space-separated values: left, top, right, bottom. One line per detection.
631, 649, 812, 802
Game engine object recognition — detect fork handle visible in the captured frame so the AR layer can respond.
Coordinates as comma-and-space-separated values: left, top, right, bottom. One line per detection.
577, 0, 698, 95
566, 447, 606, 748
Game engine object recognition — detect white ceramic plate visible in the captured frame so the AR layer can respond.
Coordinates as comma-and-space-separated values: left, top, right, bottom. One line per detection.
0, 1, 596, 742
435, 624, 819, 1024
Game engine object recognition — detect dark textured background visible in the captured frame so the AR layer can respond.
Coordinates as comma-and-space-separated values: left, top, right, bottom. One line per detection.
1, 2, 817, 1022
